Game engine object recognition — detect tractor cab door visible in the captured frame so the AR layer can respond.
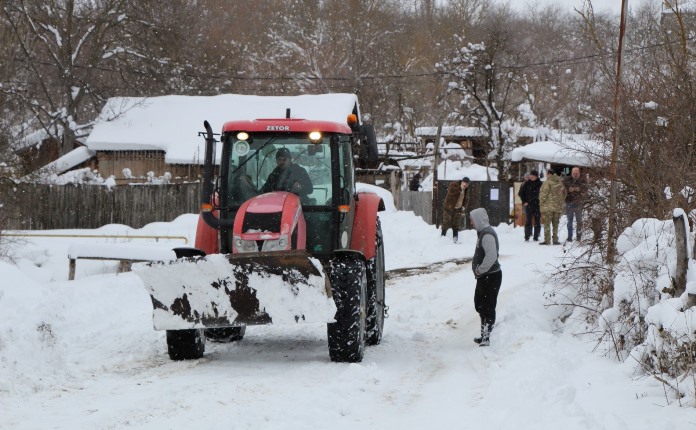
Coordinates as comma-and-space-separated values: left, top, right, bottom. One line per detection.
333, 135, 356, 251
295, 134, 355, 255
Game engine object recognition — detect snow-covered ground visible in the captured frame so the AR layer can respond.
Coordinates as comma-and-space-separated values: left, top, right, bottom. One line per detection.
1, 203, 693, 429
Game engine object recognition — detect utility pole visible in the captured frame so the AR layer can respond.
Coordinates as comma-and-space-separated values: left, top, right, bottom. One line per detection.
431, 124, 443, 227
607, 0, 629, 265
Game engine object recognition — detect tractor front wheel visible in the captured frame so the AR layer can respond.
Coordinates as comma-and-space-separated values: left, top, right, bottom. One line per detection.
327, 254, 366, 363
166, 329, 205, 360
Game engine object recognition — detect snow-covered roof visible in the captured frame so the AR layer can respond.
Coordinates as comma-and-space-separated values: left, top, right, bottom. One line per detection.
35, 146, 95, 175
13, 127, 59, 151
510, 138, 608, 167
86, 94, 360, 165
415, 126, 486, 138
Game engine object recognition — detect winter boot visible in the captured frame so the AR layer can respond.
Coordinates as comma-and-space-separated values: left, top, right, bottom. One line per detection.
478, 323, 491, 347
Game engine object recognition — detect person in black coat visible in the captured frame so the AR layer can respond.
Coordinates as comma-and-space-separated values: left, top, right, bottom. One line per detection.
518, 170, 542, 241
409, 172, 422, 191
262, 147, 313, 203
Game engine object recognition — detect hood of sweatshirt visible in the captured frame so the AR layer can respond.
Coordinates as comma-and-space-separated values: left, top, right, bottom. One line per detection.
470, 207, 490, 232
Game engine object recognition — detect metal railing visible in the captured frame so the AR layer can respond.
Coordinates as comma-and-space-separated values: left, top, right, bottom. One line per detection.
1, 233, 189, 244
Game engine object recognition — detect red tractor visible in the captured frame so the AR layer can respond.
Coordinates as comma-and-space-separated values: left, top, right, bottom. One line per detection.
136, 94, 386, 363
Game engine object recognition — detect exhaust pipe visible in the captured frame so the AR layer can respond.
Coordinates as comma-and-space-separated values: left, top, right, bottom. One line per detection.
201, 120, 234, 230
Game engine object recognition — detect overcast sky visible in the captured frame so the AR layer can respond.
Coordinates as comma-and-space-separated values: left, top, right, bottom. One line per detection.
506, 0, 624, 16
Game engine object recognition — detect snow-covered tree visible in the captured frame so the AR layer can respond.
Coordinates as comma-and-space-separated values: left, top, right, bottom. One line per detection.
437, 26, 522, 179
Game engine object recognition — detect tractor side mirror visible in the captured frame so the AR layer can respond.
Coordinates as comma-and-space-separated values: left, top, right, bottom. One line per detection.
357, 124, 378, 167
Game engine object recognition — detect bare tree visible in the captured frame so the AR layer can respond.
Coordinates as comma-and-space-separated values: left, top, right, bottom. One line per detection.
1, 0, 141, 155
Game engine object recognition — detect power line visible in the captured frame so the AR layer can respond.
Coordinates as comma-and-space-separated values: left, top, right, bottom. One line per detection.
7, 32, 695, 90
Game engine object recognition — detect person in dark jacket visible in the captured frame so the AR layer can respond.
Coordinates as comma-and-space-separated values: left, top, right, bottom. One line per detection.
262, 147, 313, 203
563, 166, 587, 242
469, 207, 502, 347
518, 170, 542, 241
441, 177, 470, 243
409, 172, 422, 191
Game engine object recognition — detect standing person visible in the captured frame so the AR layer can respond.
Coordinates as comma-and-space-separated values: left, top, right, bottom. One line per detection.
518, 170, 542, 241
539, 167, 567, 245
409, 172, 422, 191
441, 177, 470, 243
469, 207, 502, 347
563, 166, 586, 242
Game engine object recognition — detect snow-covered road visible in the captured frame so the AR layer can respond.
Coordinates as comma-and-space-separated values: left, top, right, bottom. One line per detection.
1, 210, 693, 429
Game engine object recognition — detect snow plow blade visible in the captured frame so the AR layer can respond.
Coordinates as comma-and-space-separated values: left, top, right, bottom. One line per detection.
134, 250, 335, 331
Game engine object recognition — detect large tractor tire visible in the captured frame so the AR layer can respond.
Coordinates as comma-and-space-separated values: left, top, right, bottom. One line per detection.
166, 329, 205, 360
366, 220, 385, 345
205, 327, 246, 343
327, 254, 367, 363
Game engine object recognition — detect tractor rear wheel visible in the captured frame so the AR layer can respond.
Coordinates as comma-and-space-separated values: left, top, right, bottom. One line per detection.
205, 327, 246, 343
366, 220, 385, 345
166, 329, 205, 360
327, 254, 366, 363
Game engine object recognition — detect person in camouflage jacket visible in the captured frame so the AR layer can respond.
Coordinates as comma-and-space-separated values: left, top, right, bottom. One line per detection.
539, 168, 567, 245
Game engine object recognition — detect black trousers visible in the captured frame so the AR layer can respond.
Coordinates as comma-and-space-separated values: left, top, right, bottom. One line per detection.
474, 270, 502, 339
524, 204, 541, 240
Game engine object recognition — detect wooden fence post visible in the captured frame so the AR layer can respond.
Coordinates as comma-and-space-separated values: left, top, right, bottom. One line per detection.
673, 212, 688, 297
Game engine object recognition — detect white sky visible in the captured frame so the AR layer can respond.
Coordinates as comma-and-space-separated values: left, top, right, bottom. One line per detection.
506, 0, 624, 15
1, 183, 694, 427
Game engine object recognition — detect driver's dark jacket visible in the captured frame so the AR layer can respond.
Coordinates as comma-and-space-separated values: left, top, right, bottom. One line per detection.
261, 163, 313, 199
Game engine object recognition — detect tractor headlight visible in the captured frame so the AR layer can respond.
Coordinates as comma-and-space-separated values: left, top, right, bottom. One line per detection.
261, 234, 289, 252
234, 236, 259, 253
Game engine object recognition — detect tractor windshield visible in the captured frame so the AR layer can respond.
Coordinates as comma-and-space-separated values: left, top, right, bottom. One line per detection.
226, 134, 332, 207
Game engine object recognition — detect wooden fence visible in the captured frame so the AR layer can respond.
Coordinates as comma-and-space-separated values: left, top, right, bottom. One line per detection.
398, 190, 433, 224
9, 183, 201, 230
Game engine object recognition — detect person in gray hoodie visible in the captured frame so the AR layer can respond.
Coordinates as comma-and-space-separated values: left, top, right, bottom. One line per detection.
469, 207, 502, 346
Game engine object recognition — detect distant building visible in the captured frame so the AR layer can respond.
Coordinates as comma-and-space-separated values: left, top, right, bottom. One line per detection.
415, 126, 488, 162
12, 128, 88, 175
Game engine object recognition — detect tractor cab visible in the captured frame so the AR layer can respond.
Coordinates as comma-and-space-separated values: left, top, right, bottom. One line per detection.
213, 118, 359, 257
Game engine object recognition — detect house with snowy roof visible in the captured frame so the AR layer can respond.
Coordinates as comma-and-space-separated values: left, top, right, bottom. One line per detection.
13, 127, 92, 175
415, 126, 488, 161
84, 93, 362, 184
510, 133, 608, 178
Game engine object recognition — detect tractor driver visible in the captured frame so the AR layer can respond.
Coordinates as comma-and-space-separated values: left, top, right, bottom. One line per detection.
261, 147, 313, 203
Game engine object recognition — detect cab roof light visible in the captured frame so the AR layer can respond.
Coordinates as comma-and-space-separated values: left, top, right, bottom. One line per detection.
236, 131, 249, 141
309, 131, 322, 143
347, 114, 358, 127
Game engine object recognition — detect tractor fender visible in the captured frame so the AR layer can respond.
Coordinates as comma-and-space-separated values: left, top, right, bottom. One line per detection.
195, 212, 219, 255
349, 192, 385, 260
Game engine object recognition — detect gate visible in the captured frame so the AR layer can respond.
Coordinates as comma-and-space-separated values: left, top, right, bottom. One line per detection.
434, 181, 511, 229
